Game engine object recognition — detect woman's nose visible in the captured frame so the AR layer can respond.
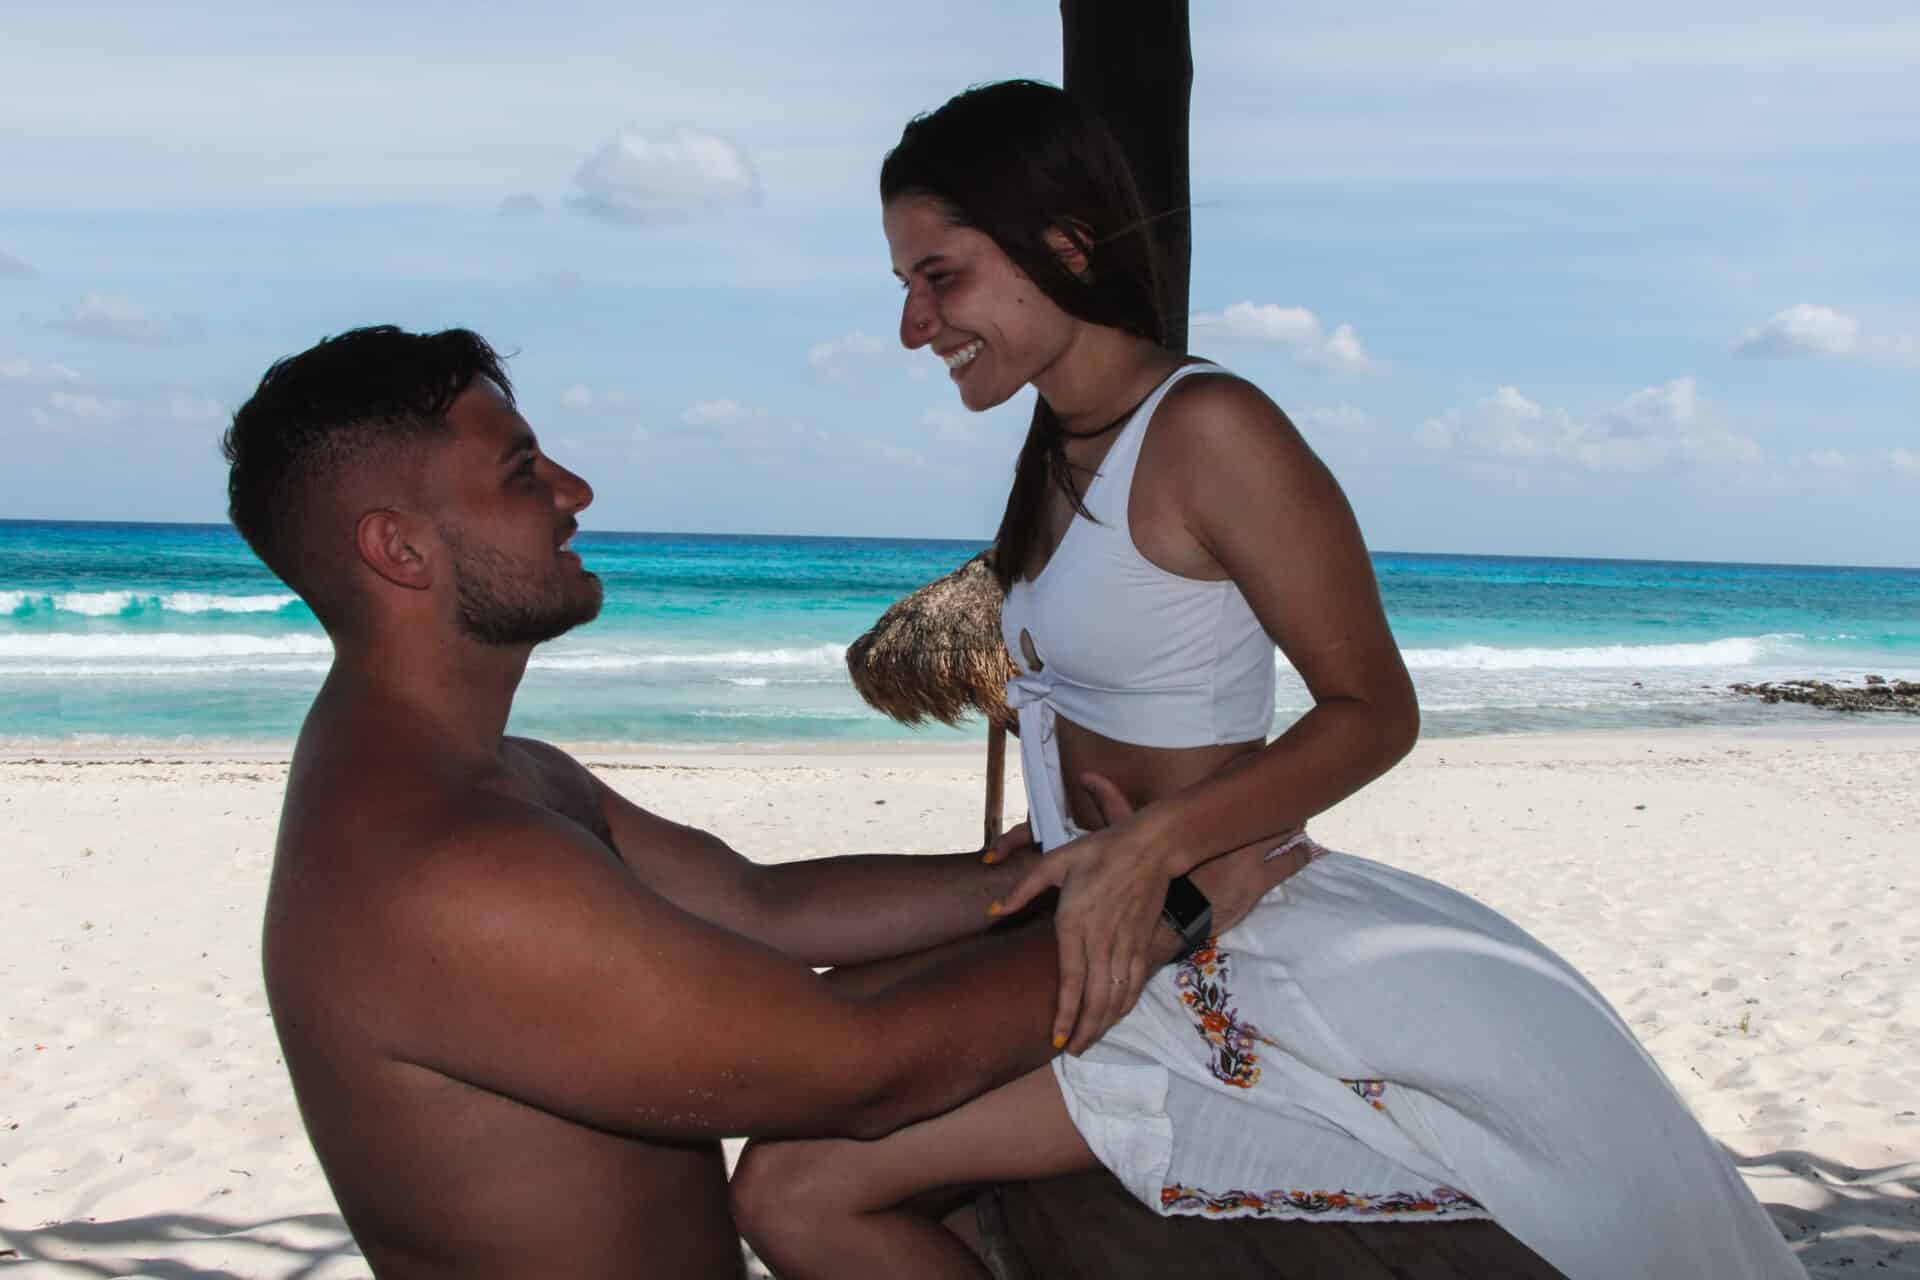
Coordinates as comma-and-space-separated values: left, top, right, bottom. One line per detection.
899, 286, 937, 349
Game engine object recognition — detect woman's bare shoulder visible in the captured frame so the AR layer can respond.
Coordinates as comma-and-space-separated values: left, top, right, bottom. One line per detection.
1152, 365, 1312, 471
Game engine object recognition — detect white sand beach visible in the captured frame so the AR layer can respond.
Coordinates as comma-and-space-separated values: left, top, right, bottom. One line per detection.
2, 726, 1916, 1277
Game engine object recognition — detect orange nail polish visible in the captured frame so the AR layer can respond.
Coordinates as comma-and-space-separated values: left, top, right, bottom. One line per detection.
987, 901, 1004, 916
1051, 1034, 1067, 1050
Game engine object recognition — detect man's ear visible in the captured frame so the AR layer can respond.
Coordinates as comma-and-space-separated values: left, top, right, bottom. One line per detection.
1044, 223, 1092, 279
355, 509, 436, 591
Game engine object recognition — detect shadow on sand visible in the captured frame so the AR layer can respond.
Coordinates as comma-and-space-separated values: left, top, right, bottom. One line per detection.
0, 1210, 362, 1278
1733, 1144, 1920, 1274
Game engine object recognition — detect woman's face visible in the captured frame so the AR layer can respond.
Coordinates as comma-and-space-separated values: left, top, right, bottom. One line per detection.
883, 194, 1077, 412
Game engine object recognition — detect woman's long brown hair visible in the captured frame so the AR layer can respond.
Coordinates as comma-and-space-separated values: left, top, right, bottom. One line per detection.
880, 80, 1172, 589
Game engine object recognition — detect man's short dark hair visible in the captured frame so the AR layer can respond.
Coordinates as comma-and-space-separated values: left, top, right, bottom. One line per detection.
222, 325, 512, 629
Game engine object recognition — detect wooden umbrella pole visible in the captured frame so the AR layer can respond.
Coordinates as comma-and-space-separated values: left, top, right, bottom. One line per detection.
983, 720, 1007, 850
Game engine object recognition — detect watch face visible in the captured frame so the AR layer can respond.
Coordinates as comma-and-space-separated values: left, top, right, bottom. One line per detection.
1163, 874, 1210, 932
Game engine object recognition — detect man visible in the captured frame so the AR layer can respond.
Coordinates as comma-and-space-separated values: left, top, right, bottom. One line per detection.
225, 325, 1288, 1278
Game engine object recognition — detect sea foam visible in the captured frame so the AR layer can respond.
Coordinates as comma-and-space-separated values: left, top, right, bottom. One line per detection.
531, 643, 847, 672
0, 590, 300, 617
0, 633, 333, 660
1398, 635, 1786, 670
161, 592, 297, 614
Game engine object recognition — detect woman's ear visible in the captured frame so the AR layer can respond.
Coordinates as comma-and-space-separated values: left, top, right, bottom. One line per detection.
1043, 223, 1092, 279
355, 508, 436, 591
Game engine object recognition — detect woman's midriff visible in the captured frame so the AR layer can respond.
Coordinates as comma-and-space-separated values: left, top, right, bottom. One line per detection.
1052, 714, 1305, 850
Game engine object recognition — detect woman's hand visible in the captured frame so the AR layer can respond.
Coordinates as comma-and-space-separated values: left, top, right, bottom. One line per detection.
991, 773, 1179, 1055
992, 775, 1309, 1055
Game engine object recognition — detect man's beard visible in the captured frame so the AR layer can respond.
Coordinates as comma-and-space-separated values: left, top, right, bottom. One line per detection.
440, 522, 603, 647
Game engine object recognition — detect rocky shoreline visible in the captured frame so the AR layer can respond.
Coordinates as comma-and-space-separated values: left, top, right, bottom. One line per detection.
1727, 675, 1920, 714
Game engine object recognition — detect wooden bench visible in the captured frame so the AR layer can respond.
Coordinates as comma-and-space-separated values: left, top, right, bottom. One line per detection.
969, 1172, 1569, 1279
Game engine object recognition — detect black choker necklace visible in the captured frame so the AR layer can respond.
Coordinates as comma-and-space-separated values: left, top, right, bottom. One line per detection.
1057, 387, 1157, 440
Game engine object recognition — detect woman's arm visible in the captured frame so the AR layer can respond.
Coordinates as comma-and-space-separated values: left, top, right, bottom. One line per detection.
1000, 373, 1419, 1051
1129, 373, 1418, 864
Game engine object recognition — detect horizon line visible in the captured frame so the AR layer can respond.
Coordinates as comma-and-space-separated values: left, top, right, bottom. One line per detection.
1, 516, 1915, 575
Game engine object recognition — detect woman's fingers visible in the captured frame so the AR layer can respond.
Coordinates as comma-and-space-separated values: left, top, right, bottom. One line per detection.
1073, 925, 1126, 1054
991, 854, 1062, 919
1068, 932, 1116, 1054
1051, 918, 1089, 1051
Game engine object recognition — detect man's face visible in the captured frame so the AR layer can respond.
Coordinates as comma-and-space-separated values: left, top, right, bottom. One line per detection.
432, 380, 603, 647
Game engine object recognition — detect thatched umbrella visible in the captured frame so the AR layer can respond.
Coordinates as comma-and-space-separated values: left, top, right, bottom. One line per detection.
846, 548, 1016, 849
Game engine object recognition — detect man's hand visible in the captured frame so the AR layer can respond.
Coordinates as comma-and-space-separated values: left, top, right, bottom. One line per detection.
981, 819, 1037, 866
1187, 830, 1309, 943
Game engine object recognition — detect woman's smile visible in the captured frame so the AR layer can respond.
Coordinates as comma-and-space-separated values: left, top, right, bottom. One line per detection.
940, 339, 983, 376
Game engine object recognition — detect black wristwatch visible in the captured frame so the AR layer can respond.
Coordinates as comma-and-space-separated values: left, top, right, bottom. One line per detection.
1161, 873, 1213, 958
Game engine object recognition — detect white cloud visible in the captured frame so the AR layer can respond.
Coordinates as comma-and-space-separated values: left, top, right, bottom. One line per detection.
807, 331, 898, 382
923, 408, 976, 445
1319, 325, 1370, 373
1734, 304, 1920, 370
1297, 404, 1374, 435
680, 398, 751, 428
1417, 377, 1761, 471
867, 441, 930, 470
1, 357, 82, 384
1189, 302, 1375, 373
49, 391, 126, 420
166, 391, 225, 424
50, 294, 203, 346
0, 248, 33, 278
571, 126, 760, 226
559, 384, 639, 413
28, 389, 132, 430
1796, 445, 1920, 478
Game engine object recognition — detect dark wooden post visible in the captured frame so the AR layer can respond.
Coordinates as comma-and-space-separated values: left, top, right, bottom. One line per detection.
1060, 0, 1193, 350
983, 720, 1007, 849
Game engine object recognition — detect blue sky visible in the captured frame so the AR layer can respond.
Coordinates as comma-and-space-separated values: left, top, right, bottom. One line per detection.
3, 1, 1915, 566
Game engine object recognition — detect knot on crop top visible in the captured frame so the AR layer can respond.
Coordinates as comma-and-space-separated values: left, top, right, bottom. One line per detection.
999, 362, 1277, 852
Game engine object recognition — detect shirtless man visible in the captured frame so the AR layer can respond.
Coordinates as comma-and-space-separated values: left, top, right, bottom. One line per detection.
224, 325, 1290, 1278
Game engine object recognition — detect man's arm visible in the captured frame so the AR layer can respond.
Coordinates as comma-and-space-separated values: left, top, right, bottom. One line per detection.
583, 770, 1041, 967
375, 804, 1064, 1142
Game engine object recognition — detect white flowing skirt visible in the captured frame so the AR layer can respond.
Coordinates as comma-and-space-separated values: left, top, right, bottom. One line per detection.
1050, 841, 1805, 1280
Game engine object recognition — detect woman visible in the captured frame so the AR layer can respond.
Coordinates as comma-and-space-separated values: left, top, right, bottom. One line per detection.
730, 80, 1801, 1280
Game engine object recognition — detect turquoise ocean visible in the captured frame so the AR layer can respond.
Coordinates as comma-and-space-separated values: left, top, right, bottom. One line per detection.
2, 519, 1916, 749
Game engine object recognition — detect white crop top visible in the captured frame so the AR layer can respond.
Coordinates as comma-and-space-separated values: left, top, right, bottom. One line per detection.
1000, 363, 1278, 851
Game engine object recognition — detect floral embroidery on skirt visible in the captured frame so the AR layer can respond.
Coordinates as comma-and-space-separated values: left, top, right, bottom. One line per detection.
1174, 940, 1273, 1089
1160, 1182, 1484, 1219
1344, 1078, 1389, 1111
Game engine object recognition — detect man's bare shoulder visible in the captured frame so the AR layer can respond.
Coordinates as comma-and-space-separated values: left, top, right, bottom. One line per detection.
501, 733, 594, 792
502, 734, 729, 863
265, 735, 626, 1013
